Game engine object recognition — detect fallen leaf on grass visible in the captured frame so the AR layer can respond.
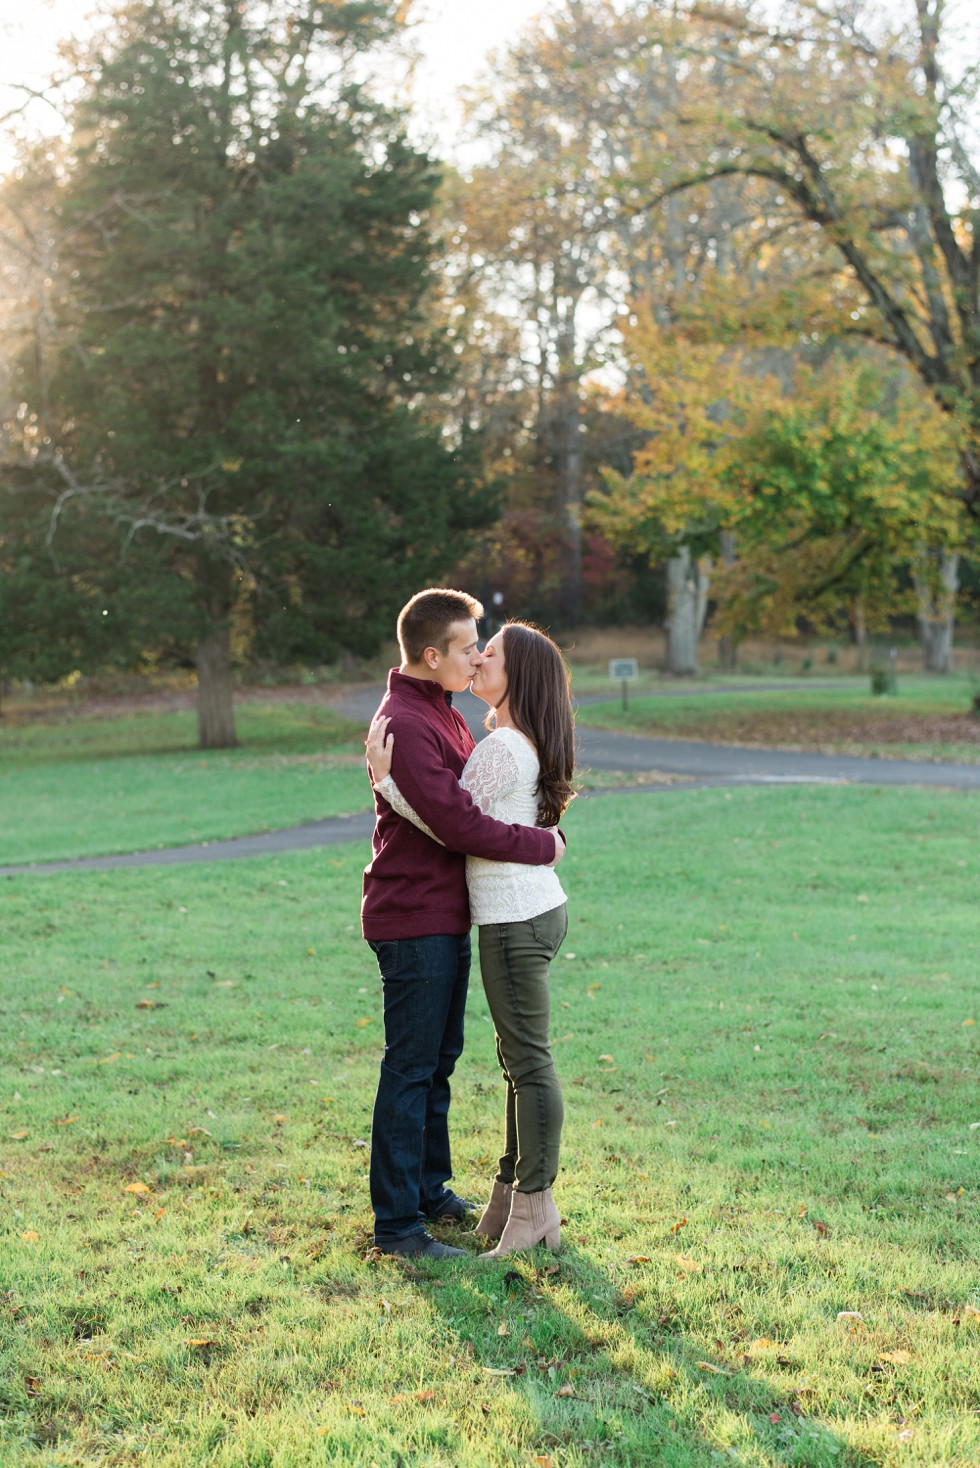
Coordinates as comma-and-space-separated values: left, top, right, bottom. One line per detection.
813, 1220, 830, 1237
390, 1390, 436, 1404
135, 1000, 165, 1010
96, 1053, 121, 1065
554, 1383, 576, 1398
696, 1361, 732, 1376
670, 1217, 687, 1234
769, 1413, 781, 1424
625, 1255, 652, 1265
533, 1457, 554, 1467
675, 1255, 701, 1274
124, 1182, 152, 1194
52, 1115, 79, 1127
356, 1018, 375, 1029
24, 1376, 41, 1398
879, 1351, 912, 1366
9, 1131, 29, 1141
961, 1305, 980, 1324
482, 1365, 526, 1376
184, 1338, 219, 1349
837, 1311, 865, 1327
21, 1231, 40, 1243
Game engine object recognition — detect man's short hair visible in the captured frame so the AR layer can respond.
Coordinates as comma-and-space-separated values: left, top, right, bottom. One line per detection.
398, 588, 484, 664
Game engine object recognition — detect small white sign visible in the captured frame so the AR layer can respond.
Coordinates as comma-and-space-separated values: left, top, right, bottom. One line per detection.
609, 658, 639, 681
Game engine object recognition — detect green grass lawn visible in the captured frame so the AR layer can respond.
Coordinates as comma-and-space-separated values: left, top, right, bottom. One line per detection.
2, 785, 978, 1466
0, 705, 369, 863
577, 676, 980, 765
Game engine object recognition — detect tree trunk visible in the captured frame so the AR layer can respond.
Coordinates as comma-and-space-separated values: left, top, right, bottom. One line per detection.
196, 574, 237, 748
915, 550, 958, 673
848, 597, 868, 670
717, 530, 738, 669
665, 546, 709, 675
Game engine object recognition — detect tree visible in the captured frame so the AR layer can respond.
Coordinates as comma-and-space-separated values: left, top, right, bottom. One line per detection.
592, 310, 965, 644
4, 0, 478, 744
626, 0, 979, 649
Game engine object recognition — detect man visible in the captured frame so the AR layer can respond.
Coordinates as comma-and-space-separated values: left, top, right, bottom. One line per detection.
361, 588, 564, 1259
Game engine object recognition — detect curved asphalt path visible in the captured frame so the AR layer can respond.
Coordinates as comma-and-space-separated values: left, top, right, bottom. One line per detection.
3, 681, 977, 877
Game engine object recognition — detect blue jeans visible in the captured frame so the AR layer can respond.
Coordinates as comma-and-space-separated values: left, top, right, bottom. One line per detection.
367, 933, 470, 1242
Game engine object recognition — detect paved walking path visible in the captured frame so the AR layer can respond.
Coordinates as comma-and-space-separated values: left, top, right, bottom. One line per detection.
3, 682, 977, 877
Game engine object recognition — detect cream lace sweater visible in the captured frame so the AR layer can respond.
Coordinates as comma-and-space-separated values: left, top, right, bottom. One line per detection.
376, 725, 566, 925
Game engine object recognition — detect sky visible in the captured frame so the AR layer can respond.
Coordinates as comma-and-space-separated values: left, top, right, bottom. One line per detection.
0, 0, 546, 169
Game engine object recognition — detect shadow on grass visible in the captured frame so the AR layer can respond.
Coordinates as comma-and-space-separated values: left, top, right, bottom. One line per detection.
378, 1238, 871, 1468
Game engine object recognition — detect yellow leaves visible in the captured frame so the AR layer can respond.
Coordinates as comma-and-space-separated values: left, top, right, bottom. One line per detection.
696, 1360, 732, 1376
97, 1053, 121, 1066
879, 1350, 913, 1366
356, 1017, 375, 1029
9, 1130, 29, 1141
390, 1389, 436, 1404
184, 1337, 219, 1349
675, 1255, 701, 1274
124, 1182, 152, 1195
21, 1230, 40, 1243
52, 1115, 78, 1127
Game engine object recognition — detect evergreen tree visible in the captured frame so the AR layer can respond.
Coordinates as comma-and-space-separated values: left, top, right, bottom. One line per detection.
19, 0, 476, 744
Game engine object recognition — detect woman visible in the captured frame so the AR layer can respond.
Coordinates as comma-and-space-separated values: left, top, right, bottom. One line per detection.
366, 621, 575, 1258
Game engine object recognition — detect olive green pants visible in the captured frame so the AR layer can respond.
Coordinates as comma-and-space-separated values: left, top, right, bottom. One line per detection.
478, 903, 567, 1194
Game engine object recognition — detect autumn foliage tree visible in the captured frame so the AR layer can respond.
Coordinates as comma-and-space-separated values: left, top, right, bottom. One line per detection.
592, 310, 965, 649
616, 0, 978, 661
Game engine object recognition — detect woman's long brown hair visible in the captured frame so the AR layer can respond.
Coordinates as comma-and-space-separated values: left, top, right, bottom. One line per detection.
488, 621, 575, 826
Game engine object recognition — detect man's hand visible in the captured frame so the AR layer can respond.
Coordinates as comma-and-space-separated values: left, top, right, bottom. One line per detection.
549, 829, 566, 867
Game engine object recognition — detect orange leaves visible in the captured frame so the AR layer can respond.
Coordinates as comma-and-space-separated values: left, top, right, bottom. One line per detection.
24, 1375, 41, 1398
390, 1389, 436, 1405
675, 1255, 702, 1274
670, 1217, 688, 1235
124, 1181, 152, 1195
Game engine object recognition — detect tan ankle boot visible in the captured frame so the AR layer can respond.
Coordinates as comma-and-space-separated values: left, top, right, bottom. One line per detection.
472, 1180, 512, 1239
481, 1188, 561, 1260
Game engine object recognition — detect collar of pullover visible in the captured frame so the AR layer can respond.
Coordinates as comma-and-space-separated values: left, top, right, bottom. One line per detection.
388, 668, 454, 708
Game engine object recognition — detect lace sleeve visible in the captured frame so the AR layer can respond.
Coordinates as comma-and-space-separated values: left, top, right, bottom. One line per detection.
460, 735, 521, 818
375, 774, 443, 845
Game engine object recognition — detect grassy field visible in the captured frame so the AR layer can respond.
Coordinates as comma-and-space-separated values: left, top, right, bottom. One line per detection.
2, 673, 978, 867
0, 705, 369, 864
2, 771, 978, 1466
576, 676, 980, 765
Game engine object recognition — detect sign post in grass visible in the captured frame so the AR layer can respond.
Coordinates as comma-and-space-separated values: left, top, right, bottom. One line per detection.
609, 657, 639, 711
